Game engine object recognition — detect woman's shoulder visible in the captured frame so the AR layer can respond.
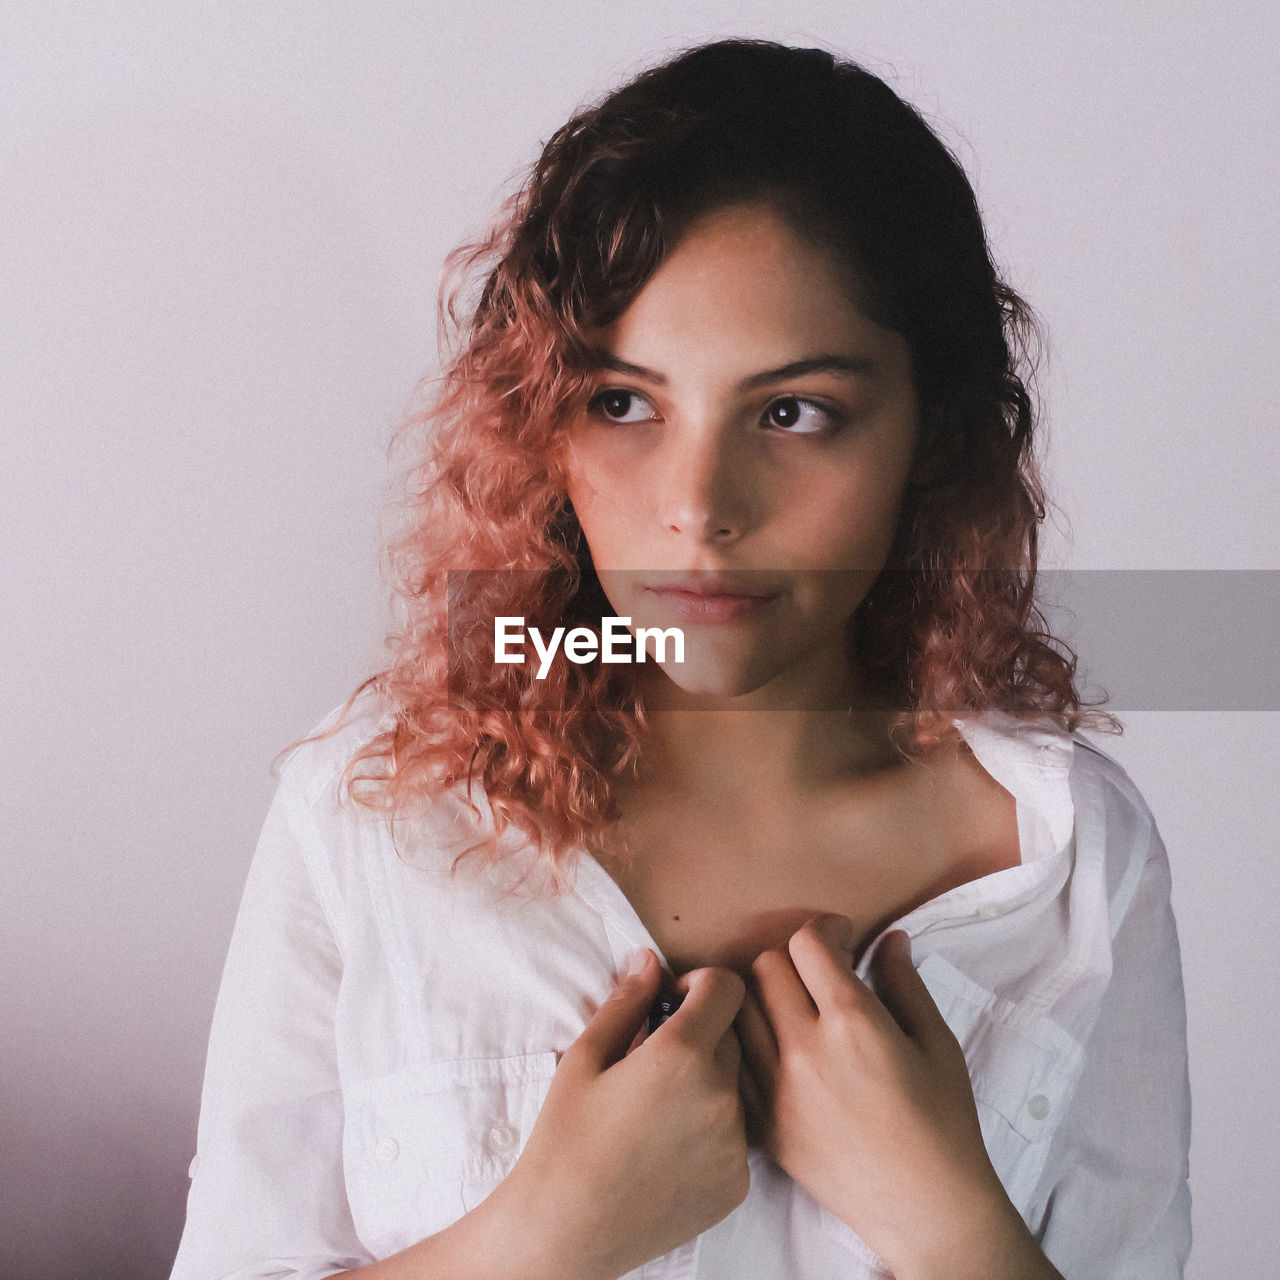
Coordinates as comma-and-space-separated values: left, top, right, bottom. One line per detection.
1067, 728, 1142, 788
961, 707, 1157, 831
1059, 732, 1162, 860
958, 708, 1163, 879
965, 711, 1170, 949
273, 684, 398, 816
269, 687, 528, 881
1065, 729, 1171, 934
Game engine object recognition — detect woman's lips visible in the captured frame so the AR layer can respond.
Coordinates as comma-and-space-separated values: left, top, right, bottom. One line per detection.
647, 586, 779, 624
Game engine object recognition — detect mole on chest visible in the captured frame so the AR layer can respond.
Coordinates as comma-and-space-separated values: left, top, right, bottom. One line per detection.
606, 747, 1018, 975
628, 865, 894, 976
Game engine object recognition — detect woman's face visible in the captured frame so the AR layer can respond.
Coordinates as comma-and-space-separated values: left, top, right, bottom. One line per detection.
562, 202, 919, 705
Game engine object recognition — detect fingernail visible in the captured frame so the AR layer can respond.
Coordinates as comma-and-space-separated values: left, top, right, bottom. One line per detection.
620, 947, 649, 979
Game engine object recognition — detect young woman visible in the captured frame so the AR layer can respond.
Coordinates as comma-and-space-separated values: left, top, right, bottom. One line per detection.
171, 40, 1191, 1280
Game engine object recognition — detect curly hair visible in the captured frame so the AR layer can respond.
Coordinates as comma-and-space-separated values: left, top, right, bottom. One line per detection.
320, 39, 1117, 880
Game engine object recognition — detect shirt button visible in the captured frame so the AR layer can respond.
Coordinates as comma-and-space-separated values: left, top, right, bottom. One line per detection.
485, 1122, 518, 1155
1027, 1094, 1051, 1121
976, 903, 1000, 921
375, 1137, 400, 1164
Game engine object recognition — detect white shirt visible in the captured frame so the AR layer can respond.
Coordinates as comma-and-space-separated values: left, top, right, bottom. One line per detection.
171, 697, 1191, 1280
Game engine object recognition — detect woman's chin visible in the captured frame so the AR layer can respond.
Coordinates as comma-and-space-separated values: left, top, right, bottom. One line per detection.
645, 654, 792, 707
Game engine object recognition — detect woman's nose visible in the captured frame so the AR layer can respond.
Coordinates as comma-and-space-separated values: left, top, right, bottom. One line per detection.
658, 428, 756, 544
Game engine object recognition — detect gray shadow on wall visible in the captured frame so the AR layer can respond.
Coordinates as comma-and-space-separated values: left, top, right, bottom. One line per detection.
0, 1081, 192, 1280
4, 84, 404, 1279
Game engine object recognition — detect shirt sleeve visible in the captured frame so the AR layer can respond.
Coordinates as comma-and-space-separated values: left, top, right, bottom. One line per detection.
170, 773, 375, 1280
1034, 830, 1193, 1279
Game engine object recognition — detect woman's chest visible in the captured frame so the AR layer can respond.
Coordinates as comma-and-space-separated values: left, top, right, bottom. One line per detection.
599, 749, 1021, 975
334, 761, 1089, 1272
339, 821, 1083, 1278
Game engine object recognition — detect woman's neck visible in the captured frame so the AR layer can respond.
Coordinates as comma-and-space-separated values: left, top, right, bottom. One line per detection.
632, 653, 904, 805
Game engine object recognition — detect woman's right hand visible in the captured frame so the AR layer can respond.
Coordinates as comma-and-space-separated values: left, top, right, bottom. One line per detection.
487, 948, 750, 1280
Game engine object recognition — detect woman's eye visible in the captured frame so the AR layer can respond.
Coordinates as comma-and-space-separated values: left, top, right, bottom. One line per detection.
764, 396, 837, 434
589, 389, 658, 424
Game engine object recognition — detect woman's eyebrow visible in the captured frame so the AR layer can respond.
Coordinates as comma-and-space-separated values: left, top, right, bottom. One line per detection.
590, 353, 667, 383
586, 351, 879, 387
740, 355, 879, 387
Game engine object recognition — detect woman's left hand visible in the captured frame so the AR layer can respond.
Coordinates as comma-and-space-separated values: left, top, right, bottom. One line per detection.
736, 915, 1061, 1280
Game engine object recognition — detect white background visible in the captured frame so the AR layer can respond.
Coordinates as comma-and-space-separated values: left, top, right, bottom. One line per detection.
3, 2, 1277, 1276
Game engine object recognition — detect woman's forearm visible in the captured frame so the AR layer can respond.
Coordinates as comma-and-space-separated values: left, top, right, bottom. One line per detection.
341, 1180, 587, 1280
342, 1182, 1063, 1280
889, 1185, 1064, 1280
